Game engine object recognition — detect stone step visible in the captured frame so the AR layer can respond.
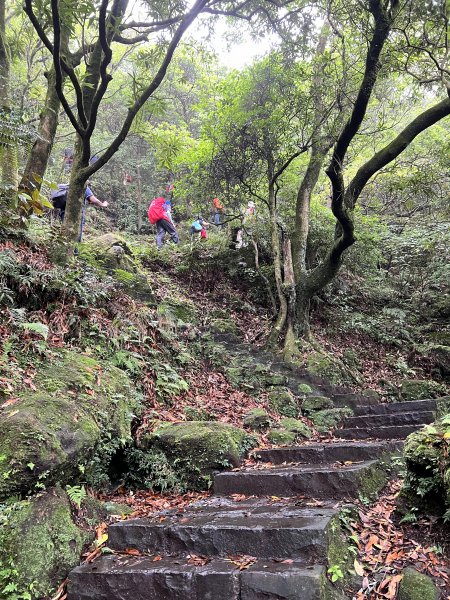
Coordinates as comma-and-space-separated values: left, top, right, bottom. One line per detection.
334, 424, 423, 440
68, 555, 324, 600
342, 410, 434, 429
254, 441, 402, 464
330, 393, 377, 408
108, 501, 335, 560
213, 460, 379, 499
353, 399, 437, 416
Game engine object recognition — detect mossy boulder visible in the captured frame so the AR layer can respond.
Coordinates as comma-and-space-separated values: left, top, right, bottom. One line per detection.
0, 350, 140, 499
361, 389, 380, 402
297, 383, 313, 395
402, 418, 450, 514
400, 379, 446, 401
0, 486, 91, 598
158, 298, 198, 325
306, 351, 354, 386
310, 408, 353, 433
243, 408, 271, 430
267, 429, 296, 445
279, 418, 313, 439
436, 396, 450, 418
267, 387, 299, 418
113, 269, 155, 304
82, 233, 137, 272
302, 396, 333, 414
327, 510, 360, 591
209, 318, 240, 336
141, 421, 257, 489
398, 568, 439, 600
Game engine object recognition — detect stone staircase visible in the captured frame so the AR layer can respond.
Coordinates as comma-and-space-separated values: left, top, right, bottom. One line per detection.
67, 335, 440, 599
67, 396, 436, 600
334, 398, 436, 440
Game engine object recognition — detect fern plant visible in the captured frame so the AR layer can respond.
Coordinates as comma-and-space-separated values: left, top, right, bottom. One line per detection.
66, 484, 87, 509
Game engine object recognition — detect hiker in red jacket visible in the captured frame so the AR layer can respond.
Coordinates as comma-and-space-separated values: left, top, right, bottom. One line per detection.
148, 196, 179, 249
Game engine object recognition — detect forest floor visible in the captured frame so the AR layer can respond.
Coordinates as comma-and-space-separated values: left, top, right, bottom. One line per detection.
1, 231, 449, 600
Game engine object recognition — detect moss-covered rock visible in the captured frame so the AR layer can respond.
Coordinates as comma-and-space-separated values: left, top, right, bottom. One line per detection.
297, 383, 313, 395
398, 568, 439, 600
400, 379, 446, 401
436, 396, 450, 418
209, 317, 240, 336
0, 350, 140, 499
267, 429, 296, 445
402, 417, 450, 514
158, 298, 198, 325
113, 269, 155, 304
356, 462, 390, 501
306, 351, 355, 386
263, 372, 288, 387
279, 418, 313, 439
0, 486, 91, 598
310, 408, 353, 433
81, 233, 137, 273
243, 408, 271, 430
302, 396, 333, 414
426, 345, 450, 380
326, 510, 359, 591
141, 421, 257, 490
267, 387, 299, 418
361, 389, 380, 402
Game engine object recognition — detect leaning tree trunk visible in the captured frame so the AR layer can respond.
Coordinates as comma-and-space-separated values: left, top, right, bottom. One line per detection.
0, 0, 18, 215
20, 68, 62, 194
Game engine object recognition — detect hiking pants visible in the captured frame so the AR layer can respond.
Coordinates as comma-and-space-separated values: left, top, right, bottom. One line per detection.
156, 219, 179, 248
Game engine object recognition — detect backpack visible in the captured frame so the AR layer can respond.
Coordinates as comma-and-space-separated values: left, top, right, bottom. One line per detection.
148, 197, 167, 224
51, 184, 69, 209
192, 220, 203, 232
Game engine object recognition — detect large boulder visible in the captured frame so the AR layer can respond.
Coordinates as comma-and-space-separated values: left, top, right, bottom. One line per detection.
81, 233, 136, 272
400, 379, 446, 401
0, 350, 141, 499
141, 421, 257, 489
398, 568, 439, 600
0, 486, 93, 598
402, 417, 450, 515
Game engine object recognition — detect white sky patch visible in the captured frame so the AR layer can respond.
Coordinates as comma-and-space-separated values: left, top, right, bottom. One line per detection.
191, 16, 277, 70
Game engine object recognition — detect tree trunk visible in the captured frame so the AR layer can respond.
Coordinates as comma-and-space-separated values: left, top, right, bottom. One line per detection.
292, 145, 327, 279
265, 174, 288, 350
136, 164, 142, 233
282, 238, 298, 359
19, 68, 61, 194
60, 135, 89, 247
0, 0, 18, 215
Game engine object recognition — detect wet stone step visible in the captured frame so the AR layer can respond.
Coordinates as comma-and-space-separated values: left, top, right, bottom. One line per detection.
108, 502, 336, 560
68, 555, 324, 600
334, 424, 423, 440
353, 399, 437, 416
254, 441, 403, 465
342, 410, 434, 429
213, 461, 379, 499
